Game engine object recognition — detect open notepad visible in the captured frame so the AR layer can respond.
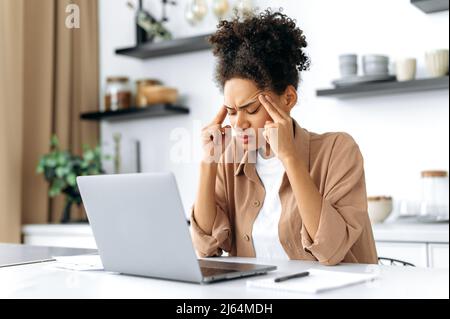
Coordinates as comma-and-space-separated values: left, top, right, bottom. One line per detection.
247, 268, 379, 294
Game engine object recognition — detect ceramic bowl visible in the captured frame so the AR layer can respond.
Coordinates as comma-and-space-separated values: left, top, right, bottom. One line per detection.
368, 196, 393, 223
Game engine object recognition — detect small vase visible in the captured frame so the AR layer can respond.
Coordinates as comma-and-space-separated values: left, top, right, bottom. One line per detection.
61, 200, 72, 224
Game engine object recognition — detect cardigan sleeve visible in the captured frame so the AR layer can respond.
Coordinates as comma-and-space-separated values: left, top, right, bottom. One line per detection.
190, 161, 232, 257
301, 133, 370, 266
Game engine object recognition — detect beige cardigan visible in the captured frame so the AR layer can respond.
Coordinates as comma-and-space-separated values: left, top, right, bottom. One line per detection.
191, 120, 378, 266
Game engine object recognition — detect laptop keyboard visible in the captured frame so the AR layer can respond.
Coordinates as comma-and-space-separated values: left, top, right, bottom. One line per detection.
200, 267, 237, 277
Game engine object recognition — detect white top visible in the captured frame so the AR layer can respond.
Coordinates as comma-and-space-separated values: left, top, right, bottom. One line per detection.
252, 149, 289, 260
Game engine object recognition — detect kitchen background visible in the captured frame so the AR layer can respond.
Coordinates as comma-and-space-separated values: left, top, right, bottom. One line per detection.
0, 0, 447, 268
99, 0, 449, 218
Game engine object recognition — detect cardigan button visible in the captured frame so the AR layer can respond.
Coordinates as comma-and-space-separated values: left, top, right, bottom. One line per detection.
243, 234, 250, 241
252, 200, 261, 207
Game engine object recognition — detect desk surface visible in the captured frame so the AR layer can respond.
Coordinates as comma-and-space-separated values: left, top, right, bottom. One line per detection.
0, 244, 448, 299
0, 244, 95, 267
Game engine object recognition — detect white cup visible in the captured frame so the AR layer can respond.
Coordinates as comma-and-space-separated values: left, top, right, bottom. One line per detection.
425, 49, 449, 78
395, 58, 417, 81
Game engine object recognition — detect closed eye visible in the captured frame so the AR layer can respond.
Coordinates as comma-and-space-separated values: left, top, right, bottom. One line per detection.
246, 104, 262, 115
225, 101, 261, 115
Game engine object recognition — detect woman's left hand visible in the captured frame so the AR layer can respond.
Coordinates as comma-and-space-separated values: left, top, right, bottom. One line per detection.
259, 94, 299, 163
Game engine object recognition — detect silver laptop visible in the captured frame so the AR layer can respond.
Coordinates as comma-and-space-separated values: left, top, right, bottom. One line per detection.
77, 172, 276, 284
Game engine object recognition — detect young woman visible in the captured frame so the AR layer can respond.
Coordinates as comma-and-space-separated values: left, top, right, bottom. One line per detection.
191, 9, 378, 266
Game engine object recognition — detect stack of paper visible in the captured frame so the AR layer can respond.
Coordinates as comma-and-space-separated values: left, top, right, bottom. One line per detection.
50, 254, 103, 271
247, 268, 379, 294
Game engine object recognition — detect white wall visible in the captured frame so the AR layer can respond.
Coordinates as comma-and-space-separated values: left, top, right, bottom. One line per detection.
99, 0, 449, 217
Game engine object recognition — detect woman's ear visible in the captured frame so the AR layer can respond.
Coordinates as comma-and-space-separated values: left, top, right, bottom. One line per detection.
282, 85, 298, 112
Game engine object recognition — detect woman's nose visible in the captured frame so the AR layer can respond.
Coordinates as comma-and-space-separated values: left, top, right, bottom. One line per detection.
235, 111, 249, 129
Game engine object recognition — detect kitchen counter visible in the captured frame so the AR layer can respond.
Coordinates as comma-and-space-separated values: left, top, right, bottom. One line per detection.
23, 220, 450, 248
372, 220, 449, 243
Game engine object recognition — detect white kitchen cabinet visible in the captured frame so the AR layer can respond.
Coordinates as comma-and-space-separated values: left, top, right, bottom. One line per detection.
22, 224, 97, 249
373, 221, 449, 268
376, 242, 429, 267
376, 242, 450, 268
428, 244, 450, 269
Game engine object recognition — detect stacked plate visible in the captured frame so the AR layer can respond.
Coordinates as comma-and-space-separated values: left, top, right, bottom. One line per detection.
334, 54, 395, 87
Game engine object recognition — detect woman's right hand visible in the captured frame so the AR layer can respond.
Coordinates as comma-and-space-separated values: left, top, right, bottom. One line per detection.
201, 107, 231, 163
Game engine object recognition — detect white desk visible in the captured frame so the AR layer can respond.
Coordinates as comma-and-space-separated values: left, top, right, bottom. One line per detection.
0, 245, 448, 299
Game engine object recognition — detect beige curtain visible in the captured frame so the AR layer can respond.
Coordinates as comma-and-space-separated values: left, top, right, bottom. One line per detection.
0, 0, 99, 242
0, 0, 24, 243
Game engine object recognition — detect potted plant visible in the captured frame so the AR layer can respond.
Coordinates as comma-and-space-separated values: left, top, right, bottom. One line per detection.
36, 135, 109, 224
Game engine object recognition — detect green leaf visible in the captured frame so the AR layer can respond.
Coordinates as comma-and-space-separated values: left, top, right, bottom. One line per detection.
49, 184, 61, 197
50, 135, 59, 148
66, 173, 77, 187
46, 158, 57, 167
84, 150, 94, 161
55, 167, 65, 178
57, 152, 67, 166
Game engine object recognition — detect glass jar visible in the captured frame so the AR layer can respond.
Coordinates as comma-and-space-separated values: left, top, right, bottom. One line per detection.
104, 77, 132, 111
419, 170, 449, 221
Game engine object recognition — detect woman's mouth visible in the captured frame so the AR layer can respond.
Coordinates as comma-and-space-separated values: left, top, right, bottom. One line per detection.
240, 135, 251, 144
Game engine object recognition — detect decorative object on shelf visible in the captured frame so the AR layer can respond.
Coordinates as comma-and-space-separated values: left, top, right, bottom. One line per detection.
234, 0, 254, 17
141, 85, 179, 105
419, 170, 449, 223
185, 0, 208, 25
212, 0, 230, 20
332, 54, 395, 88
102, 134, 141, 174
104, 76, 132, 111
367, 196, 393, 224
425, 49, 449, 78
395, 57, 417, 82
113, 133, 122, 174
339, 54, 358, 77
136, 79, 163, 107
362, 54, 390, 76
185, 0, 235, 25
127, 0, 174, 44
36, 136, 109, 224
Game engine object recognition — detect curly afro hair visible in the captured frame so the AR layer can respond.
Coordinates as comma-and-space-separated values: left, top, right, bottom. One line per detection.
209, 8, 310, 95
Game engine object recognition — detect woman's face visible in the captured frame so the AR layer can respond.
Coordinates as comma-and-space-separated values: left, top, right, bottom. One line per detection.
223, 78, 287, 151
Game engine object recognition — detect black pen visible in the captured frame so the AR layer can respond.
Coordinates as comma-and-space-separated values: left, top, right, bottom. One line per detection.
274, 271, 310, 283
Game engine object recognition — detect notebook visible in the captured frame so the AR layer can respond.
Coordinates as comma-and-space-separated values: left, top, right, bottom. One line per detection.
246, 268, 379, 294
50, 254, 103, 271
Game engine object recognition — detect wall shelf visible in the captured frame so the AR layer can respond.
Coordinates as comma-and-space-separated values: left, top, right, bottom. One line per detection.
411, 0, 449, 13
316, 76, 449, 99
80, 105, 189, 122
115, 34, 213, 59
